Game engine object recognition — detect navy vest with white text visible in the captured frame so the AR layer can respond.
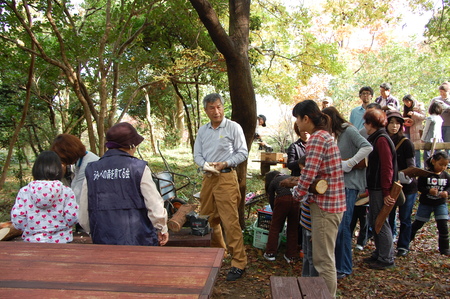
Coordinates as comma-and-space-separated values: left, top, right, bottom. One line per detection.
85, 149, 158, 246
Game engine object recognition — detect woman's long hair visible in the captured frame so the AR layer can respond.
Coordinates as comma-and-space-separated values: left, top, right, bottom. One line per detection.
292, 100, 331, 133
322, 106, 348, 139
402, 94, 415, 118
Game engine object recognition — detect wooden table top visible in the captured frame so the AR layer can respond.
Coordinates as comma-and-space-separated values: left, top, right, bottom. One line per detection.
0, 242, 224, 298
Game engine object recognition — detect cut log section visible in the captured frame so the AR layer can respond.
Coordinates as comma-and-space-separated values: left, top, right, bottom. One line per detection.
309, 179, 328, 195
167, 204, 198, 232
0, 226, 22, 241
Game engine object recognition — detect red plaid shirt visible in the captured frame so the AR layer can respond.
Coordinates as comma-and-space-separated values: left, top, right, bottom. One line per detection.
293, 130, 346, 213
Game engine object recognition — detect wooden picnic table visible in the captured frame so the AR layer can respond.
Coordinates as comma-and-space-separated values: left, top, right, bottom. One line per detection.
0, 242, 224, 298
251, 159, 286, 176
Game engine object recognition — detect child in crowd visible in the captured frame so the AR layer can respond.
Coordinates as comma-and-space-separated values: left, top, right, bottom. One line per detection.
296, 155, 319, 277
11, 151, 79, 243
263, 170, 300, 264
410, 151, 450, 256
421, 101, 443, 162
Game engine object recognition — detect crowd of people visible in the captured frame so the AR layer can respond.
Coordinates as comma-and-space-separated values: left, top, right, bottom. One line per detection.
263, 82, 450, 297
9, 85, 450, 297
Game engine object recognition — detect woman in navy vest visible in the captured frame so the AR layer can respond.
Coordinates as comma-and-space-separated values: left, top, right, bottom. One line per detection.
79, 122, 169, 246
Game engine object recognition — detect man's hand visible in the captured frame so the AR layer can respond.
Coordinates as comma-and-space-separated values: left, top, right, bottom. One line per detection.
203, 162, 220, 174
159, 232, 169, 246
280, 176, 299, 188
383, 195, 396, 206
212, 161, 228, 172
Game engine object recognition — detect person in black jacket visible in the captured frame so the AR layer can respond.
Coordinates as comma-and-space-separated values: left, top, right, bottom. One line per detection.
385, 110, 418, 257
286, 123, 309, 176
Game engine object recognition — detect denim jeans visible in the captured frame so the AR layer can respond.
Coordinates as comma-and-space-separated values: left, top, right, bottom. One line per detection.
415, 203, 449, 221
442, 126, 450, 155
415, 150, 422, 168
335, 188, 358, 275
389, 192, 417, 250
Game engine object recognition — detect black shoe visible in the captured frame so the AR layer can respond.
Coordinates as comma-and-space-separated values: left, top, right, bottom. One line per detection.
369, 261, 395, 270
440, 249, 450, 256
362, 256, 378, 264
226, 267, 245, 281
337, 272, 347, 279
396, 248, 409, 257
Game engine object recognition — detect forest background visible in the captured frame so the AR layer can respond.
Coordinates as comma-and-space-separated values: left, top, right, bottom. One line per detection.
0, 0, 450, 191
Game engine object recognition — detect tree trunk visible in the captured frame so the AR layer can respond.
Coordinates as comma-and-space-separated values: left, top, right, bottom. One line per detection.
145, 91, 157, 155
0, 39, 35, 189
188, 0, 257, 228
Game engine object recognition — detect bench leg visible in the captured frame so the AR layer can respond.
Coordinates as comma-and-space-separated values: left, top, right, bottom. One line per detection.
260, 163, 271, 176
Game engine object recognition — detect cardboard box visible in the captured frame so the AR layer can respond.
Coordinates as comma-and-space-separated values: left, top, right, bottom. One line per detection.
260, 152, 284, 162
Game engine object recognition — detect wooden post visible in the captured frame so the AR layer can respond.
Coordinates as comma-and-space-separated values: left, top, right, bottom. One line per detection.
374, 181, 403, 234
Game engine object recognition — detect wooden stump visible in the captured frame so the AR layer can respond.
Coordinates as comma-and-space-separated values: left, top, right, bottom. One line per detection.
167, 204, 198, 232
0, 222, 22, 241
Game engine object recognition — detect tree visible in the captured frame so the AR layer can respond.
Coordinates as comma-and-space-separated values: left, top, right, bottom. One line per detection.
188, 0, 256, 226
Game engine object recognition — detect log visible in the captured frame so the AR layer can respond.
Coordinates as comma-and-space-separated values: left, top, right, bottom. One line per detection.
0, 226, 22, 241
374, 181, 403, 234
400, 166, 434, 178
309, 179, 328, 195
167, 204, 198, 232
0, 221, 13, 229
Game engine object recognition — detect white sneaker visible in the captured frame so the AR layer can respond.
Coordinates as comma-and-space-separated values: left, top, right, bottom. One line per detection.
356, 244, 364, 251
263, 252, 276, 261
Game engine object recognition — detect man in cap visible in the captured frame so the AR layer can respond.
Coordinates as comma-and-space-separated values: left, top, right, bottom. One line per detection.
375, 83, 399, 111
194, 93, 248, 281
322, 97, 333, 109
79, 122, 169, 246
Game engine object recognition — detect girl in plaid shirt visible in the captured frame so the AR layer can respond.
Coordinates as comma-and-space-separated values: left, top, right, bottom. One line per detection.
283, 100, 346, 298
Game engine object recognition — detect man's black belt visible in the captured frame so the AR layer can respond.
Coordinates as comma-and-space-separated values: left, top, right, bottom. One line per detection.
220, 168, 233, 173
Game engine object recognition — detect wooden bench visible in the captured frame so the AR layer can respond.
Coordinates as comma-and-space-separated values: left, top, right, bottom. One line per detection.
270, 276, 332, 299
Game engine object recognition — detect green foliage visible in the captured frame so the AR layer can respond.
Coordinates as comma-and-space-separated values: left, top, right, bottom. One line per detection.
329, 43, 450, 117
249, 1, 343, 103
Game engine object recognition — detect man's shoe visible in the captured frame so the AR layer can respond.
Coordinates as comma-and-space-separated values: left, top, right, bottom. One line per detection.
264, 252, 276, 261
396, 248, 409, 257
369, 261, 395, 270
337, 272, 347, 279
226, 267, 245, 281
362, 256, 378, 264
284, 254, 296, 264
